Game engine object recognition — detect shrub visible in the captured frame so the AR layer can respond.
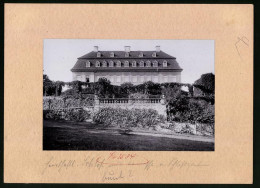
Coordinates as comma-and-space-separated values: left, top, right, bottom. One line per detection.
93, 107, 166, 128
64, 109, 91, 122
43, 95, 94, 110
43, 108, 91, 122
129, 92, 149, 99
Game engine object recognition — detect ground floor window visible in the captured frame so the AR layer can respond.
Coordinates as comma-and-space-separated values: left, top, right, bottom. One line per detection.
116, 76, 121, 83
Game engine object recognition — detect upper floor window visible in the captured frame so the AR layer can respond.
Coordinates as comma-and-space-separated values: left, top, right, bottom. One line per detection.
110, 52, 114, 57
97, 52, 101, 57
153, 60, 158, 67
125, 52, 129, 57
163, 60, 168, 67
102, 61, 107, 67
140, 61, 144, 67
152, 52, 157, 57
146, 61, 151, 67
124, 61, 129, 67
116, 61, 121, 67
96, 61, 100, 67
132, 61, 136, 67
86, 61, 91, 67
139, 52, 143, 57
109, 61, 114, 67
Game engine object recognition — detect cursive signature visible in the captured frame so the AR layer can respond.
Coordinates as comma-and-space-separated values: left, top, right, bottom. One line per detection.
101, 170, 134, 182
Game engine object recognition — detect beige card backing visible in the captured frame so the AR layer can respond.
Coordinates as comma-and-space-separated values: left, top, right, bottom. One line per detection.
4, 4, 253, 183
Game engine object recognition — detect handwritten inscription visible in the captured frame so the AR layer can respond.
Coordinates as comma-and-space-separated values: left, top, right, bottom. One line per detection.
96, 151, 149, 166
101, 170, 134, 182
42, 152, 209, 182
144, 158, 209, 171
235, 36, 249, 61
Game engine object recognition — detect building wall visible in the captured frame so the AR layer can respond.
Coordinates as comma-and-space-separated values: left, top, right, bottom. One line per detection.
72, 71, 181, 85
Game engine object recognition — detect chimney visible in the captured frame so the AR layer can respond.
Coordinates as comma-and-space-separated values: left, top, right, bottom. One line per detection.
124, 46, 131, 53
94, 46, 99, 52
156, 46, 160, 52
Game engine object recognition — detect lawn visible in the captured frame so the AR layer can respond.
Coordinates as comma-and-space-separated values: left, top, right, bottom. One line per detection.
43, 120, 214, 151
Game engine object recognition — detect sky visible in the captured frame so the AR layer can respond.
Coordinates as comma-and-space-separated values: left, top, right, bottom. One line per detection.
44, 39, 214, 84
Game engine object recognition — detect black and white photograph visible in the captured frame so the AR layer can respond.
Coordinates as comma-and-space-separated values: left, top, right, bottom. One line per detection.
43, 39, 215, 151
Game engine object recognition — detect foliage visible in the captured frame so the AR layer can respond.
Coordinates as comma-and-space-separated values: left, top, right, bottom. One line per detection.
129, 92, 149, 99
93, 107, 166, 128
43, 95, 94, 110
168, 98, 214, 125
43, 108, 91, 122
194, 73, 215, 95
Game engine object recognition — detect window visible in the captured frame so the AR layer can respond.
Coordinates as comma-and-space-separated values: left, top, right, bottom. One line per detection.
152, 52, 157, 57
97, 52, 101, 57
110, 76, 114, 82
86, 61, 90, 67
86, 76, 90, 83
169, 76, 177, 82
146, 75, 152, 81
139, 52, 143, 57
124, 75, 130, 82
163, 76, 168, 82
102, 61, 107, 67
163, 60, 167, 67
132, 76, 137, 82
76, 76, 81, 81
140, 61, 144, 67
110, 52, 114, 57
96, 61, 100, 67
132, 61, 136, 67
116, 76, 121, 83
125, 52, 129, 57
140, 76, 144, 82
124, 61, 129, 67
109, 61, 114, 67
152, 76, 159, 83
153, 60, 158, 67
146, 61, 151, 67
116, 61, 121, 67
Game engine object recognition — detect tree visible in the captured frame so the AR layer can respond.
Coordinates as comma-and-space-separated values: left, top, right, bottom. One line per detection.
121, 82, 134, 96
43, 74, 55, 96
54, 81, 65, 96
94, 77, 112, 97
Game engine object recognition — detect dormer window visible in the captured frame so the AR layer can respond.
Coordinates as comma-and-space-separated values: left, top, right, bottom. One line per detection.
132, 61, 136, 67
140, 61, 144, 67
124, 61, 129, 67
125, 52, 129, 57
110, 52, 114, 57
146, 61, 151, 67
96, 61, 100, 67
139, 52, 143, 57
116, 61, 121, 67
153, 60, 158, 67
102, 61, 107, 67
109, 61, 114, 67
163, 60, 167, 67
97, 52, 101, 57
152, 52, 157, 57
86, 61, 91, 67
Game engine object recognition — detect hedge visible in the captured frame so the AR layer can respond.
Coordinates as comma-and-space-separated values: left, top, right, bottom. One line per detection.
93, 107, 166, 128
43, 108, 92, 122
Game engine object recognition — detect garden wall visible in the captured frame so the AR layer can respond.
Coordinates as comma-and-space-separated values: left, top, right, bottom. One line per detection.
94, 97, 167, 116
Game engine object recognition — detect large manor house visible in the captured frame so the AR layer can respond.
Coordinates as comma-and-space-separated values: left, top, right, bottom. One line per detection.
71, 46, 183, 85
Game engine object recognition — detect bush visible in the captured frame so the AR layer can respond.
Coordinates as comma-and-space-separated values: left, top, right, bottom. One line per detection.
43, 95, 94, 110
43, 108, 91, 122
129, 92, 149, 99
93, 107, 166, 128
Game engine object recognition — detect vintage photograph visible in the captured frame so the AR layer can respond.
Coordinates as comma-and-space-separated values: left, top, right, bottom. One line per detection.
43, 39, 215, 151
